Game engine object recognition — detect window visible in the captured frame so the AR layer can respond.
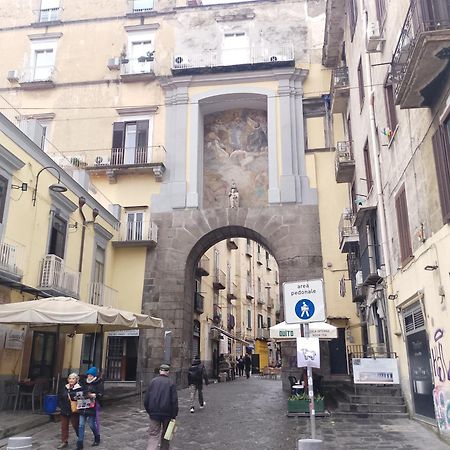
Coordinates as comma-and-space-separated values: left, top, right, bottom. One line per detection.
375, 0, 386, 26
363, 141, 373, 193
126, 31, 155, 74
384, 80, 398, 133
246, 269, 252, 293
348, 0, 358, 39
48, 214, 67, 259
222, 32, 249, 65
432, 120, 450, 222
257, 314, 263, 329
357, 58, 365, 110
39, 0, 60, 22
0, 175, 7, 224
111, 120, 149, 165
33, 49, 54, 81
94, 246, 105, 284
133, 0, 154, 12
126, 210, 145, 240
395, 186, 412, 265
267, 317, 271, 329
247, 310, 252, 329
257, 277, 261, 300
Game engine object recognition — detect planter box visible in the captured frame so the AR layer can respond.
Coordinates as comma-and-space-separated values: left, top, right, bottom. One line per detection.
288, 398, 325, 413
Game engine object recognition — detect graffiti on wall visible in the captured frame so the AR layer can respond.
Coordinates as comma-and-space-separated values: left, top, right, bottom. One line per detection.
203, 109, 268, 209
431, 329, 450, 383
433, 386, 450, 434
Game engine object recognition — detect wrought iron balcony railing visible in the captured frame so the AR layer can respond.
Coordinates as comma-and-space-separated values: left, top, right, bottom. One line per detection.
213, 269, 226, 290
39, 254, 80, 298
338, 210, 359, 253
89, 282, 118, 308
115, 220, 158, 245
335, 141, 355, 183
38, 7, 61, 22
331, 66, 350, 90
194, 292, 204, 314
196, 255, 210, 277
0, 241, 24, 278
20, 65, 56, 84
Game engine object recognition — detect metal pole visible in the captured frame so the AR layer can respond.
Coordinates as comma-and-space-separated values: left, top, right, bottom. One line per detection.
140, 380, 144, 410
304, 323, 315, 439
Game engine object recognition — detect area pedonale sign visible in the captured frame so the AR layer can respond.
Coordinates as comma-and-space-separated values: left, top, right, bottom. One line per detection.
283, 279, 326, 324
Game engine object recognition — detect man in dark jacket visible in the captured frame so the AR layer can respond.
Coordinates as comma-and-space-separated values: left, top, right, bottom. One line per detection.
244, 353, 252, 379
144, 364, 178, 450
187, 355, 208, 413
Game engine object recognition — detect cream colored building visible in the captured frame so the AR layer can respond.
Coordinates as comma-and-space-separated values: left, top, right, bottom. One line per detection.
323, 0, 450, 435
0, 0, 363, 387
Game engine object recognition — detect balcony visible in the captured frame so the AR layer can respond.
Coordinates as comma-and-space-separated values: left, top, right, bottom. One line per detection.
213, 269, 226, 290
89, 282, 118, 308
226, 238, 238, 250
256, 252, 263, 265
227, 313, 235, 330
38, 254, 80, 298
70, 146, 166, 181
227, 282, 237, 301
120, 57, 155, 82
19, 65, 56, 89
245, 242, 252, 257
257, 328, 269, 340
267, 296, 274, 309
0, 241, 24, 281
330, 66, 350, 113
194, 292, 204, 314
339, 210, 359, 253
266, 258, 272, 271
246, 285, 254, 300
392, 0, 450, 108
113, 220, 158, 248
127, 0, 155, 15
335, 141, 355, 183
37, 7, 61, 23
212, 304, 222, 324
257, 295, 265, 305
196, 255, 210, 277
171, 44, 294, 75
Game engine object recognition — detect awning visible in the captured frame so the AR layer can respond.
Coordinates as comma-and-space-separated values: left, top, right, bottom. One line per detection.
0, 296, 163, 333
269, 321, 338, 340
211, 325, 250, 345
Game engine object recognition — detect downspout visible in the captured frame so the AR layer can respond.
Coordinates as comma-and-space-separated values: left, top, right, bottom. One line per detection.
78, 196, 87, 275
360, 1, 393, 355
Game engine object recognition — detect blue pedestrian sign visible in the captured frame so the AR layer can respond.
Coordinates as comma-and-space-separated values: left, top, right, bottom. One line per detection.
283, 279, 325, 324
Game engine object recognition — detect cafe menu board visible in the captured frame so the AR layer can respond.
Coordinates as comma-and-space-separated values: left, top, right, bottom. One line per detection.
352, 358, 400, 384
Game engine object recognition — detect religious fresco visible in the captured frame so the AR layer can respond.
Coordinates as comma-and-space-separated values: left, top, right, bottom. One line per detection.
203, 108, 268, 208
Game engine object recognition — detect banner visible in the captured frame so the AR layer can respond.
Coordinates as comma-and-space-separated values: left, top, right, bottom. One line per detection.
296, 337, 320, 368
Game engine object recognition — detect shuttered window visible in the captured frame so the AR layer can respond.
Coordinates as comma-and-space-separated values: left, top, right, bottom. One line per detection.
348, 0, 358, 40
111, 120, 149, 164
357, 58, 364, 110
384, 82, 398, 132
363, 140, 373, 192
403, 304, 425, 335
432, 121, 450, 223
395, 185, 412, 265
0, 175, 7, 224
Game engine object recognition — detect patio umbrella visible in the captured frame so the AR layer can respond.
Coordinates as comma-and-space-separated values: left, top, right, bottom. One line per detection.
269, 321, 338, 340
0, 296, 163, 332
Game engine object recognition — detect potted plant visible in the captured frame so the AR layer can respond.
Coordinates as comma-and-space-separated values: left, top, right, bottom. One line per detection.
288, 393, 325, 413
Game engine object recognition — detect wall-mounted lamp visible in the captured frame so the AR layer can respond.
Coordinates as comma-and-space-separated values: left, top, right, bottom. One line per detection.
424, 264, 438, 271
11, 183, 28, 191
388, 294, 398, 300
32, 166, 67, 206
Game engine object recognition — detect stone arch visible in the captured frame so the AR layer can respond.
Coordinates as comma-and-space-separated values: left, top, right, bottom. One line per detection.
141, 204, 322, 386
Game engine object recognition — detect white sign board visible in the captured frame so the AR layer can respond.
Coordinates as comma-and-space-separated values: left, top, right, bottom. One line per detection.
283, 279, 325, 324
352, 358, 400, 384
4, 328, 25, 350
108, 329, 140, 337
296, 337, 321, 368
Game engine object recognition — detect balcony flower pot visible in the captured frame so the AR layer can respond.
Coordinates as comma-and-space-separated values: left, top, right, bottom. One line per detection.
288, 394, 324, 413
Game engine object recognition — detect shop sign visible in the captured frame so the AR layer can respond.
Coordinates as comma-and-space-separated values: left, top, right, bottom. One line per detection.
108, 329, 139, 337
352, 358, 400, 384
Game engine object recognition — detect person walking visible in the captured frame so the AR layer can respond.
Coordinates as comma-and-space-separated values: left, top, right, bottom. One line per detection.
244, 353, 252, 379
237, 356, 244, 377
76, 367, 103, 450
144, 364, 178, 450
57, 373, 81, 449
188, 355, 208, 413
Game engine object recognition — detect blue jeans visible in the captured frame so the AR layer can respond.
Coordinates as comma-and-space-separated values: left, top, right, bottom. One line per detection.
77, 414, 98, 444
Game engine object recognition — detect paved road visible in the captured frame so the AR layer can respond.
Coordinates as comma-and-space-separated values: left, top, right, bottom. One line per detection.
2, 376, 449, 450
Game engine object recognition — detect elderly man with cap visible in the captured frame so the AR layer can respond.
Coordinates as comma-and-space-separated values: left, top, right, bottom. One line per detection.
144, 364, 178, 450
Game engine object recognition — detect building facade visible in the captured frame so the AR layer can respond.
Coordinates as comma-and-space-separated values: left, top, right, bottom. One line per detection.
323, 0, 450, 436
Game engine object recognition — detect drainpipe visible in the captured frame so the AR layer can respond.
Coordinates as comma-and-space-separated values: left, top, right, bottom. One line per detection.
78, 196, 87, 274
360, 1, 393, 355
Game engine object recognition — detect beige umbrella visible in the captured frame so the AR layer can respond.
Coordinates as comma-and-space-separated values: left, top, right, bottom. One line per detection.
0, 296, 163, 332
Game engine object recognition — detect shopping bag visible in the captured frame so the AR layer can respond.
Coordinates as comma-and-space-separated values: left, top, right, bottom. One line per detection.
163, 419, 176, 441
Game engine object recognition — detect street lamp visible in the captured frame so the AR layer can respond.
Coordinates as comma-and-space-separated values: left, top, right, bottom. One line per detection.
32, 166, 67, 206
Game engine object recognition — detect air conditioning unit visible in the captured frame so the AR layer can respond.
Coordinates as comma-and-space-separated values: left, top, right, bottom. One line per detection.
107, 57, 121, 70
173, 55, 188, 68
7, 70, 19, 82
366, 22, 385, 53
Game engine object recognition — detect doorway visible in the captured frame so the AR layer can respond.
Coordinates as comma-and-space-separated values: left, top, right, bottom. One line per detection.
106, 336, 139, 381
404, 304, 435, 419
328, 327, 348, 374
222, 32, 249, 66
80, 333, 103, 374
29, 331, 56, 379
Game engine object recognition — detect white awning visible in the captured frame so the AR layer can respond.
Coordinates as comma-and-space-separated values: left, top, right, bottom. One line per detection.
269, 321, 338, 340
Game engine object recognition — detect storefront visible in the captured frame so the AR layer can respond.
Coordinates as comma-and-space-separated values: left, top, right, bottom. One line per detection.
105, 330, 139, 381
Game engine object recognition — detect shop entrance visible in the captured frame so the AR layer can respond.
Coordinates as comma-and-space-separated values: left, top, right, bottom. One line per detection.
28, 331, 56, 379
106, 335, 139, 381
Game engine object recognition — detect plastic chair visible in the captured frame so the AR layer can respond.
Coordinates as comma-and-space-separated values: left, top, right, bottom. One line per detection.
1, 380, 19, 410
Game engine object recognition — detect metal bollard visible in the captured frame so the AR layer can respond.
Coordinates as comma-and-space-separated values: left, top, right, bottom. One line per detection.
297, 438, 323, 450
7, 436, 32, 449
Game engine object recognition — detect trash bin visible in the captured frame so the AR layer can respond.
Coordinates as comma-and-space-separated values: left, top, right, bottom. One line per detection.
44, 394, 58, 414
7, 436, 32, 449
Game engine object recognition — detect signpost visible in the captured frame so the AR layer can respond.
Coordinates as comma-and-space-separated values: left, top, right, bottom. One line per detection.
283, 279, 325, 442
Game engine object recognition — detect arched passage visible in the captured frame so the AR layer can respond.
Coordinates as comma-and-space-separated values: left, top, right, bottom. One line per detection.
139, 205, 322, 386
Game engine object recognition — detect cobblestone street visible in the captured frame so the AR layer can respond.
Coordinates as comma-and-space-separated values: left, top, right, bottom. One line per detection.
2, 377, 449, 450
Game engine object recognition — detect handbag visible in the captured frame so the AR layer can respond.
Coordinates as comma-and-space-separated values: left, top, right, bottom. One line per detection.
68, 394, 78, 414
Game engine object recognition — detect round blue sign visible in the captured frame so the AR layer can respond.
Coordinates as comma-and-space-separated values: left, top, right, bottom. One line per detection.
295, 299, 315, 321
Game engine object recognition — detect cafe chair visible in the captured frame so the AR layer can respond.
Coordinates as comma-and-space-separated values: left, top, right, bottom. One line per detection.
288, 375, 304, 396
14, 380, 45, 413
1, 380, 19, 410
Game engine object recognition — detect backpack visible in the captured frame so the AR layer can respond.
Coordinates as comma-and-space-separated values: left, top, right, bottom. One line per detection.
188, 365, 202, 384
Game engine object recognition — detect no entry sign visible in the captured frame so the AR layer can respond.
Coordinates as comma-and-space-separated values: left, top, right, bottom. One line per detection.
283, 279, 325, 324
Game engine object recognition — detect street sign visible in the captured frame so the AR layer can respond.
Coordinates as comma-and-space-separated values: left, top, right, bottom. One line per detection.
283, 279, 325, 324
297, 337, 321, 368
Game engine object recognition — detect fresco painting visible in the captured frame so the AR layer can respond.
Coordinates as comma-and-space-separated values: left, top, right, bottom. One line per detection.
203, 109, 268, 208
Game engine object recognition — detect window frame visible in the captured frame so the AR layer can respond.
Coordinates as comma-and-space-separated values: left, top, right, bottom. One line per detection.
48, 213, 67, 259
0, 174, 8, 225
395, 185, 413, 265
363, 140, 373, 194
348, 0, 358, 40
357, 58, 365, 111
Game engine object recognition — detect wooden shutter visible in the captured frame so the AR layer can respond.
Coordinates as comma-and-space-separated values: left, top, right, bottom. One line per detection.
111, 122, 125, 164
384, 83, 398, 131
357, 59, 364, 109
432, 125, 450, 222
395, 186, 412, 265
0, 175, 7, 224
363, 141, 373, 192
135, 120, 149, 163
